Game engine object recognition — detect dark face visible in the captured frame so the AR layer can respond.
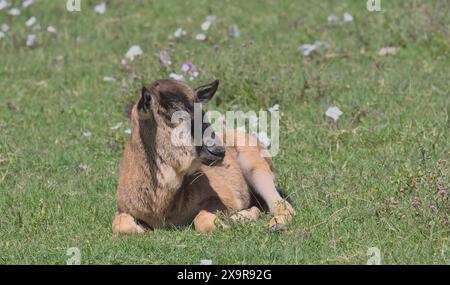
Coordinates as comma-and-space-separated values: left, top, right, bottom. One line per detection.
195, 120, 225, 165
137, 79, 225, 165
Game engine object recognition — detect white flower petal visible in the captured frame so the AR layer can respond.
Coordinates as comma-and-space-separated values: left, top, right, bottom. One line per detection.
205, 15, 216, 23
47, 26, 57, 33
378, 47, 398, 56
201, 20, 211, 31
103, 76, 116, 83
94, 2, 106, 14
169, 72, 185, 81
268, 104, 280, 113
325, 106, 343, 122
22, 0, 33, 8
124, 128, 131, 135
25, 16, 36, 27
8, 7, 20, 16
125, 45, 143, 60
299, 44, 315, 57
195, 33, 206, 41
83, 131, 92, 138
200, 259, 212, 265
158, 50, 172, 66
299, 41, 330, 57
1, 23, 9, 32
0, 31, 5, 39
111, 122, 123, 130
343, 12, 353, 23
327, 14, 339, 23
26, 34, 36, 47
173, 27, 186, 38
181, 63, 190, 73
0, 0, 10, 10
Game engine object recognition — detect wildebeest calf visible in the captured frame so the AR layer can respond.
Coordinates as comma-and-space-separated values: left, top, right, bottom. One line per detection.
112, 79, 294, 234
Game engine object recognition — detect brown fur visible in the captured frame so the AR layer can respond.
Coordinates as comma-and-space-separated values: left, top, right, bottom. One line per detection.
112, 80, 294, 234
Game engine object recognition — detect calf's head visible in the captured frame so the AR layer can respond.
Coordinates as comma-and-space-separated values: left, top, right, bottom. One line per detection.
130, 79, 224, 173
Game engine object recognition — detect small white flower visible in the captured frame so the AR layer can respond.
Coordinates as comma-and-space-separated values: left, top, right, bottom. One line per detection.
125, 45, 143, 60
191, 71, 199, 78
103, 76, 116, 83
378, 47, 398, 56
78, 164, 90, 173
343, 12, 353, 23
299, 41, 330, 57
327, 14, 339, 23
169, 72, 185, 81
25, 16, 36, 27
200, 259, 212, 265
94, 2, 106, 14
26, 34, 36, 47
22, 0, 33, 8
0, 0, 9, 10
201, 15, 216, 31
205, 15, 216, 23
173, 27, 187, 38
47, 26, 57, 33
8, 7, 20, 16
124, 128, 131, 135
181, 63, 190, 73
201, 20, 211, 31
83, 131, 92, 138
1, 23, 9, 32
111, 122, 123, 130
158, 50, 172, 66
229, 24, 240, 38
195, 33, 206, 41
0, 31, 5, 39
267, 104, 280, 113
325, 106, 343, 122
299, 44, 317, 57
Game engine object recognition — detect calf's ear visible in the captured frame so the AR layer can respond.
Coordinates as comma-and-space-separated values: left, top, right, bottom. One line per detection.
136, 86, 155, 120
194, 80, 219, 104
137, 86, 152, 113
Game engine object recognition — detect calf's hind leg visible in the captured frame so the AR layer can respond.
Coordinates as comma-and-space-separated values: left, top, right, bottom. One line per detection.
233, 134, 295, 230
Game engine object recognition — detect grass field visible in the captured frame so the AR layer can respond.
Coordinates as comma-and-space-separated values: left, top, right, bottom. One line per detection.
0, 0, 449, 264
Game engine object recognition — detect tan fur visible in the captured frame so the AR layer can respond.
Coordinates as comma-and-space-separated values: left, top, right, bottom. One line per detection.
112, 80, 294, 234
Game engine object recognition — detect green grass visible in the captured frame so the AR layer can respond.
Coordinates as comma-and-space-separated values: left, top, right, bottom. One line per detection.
0, 0, 449, 264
